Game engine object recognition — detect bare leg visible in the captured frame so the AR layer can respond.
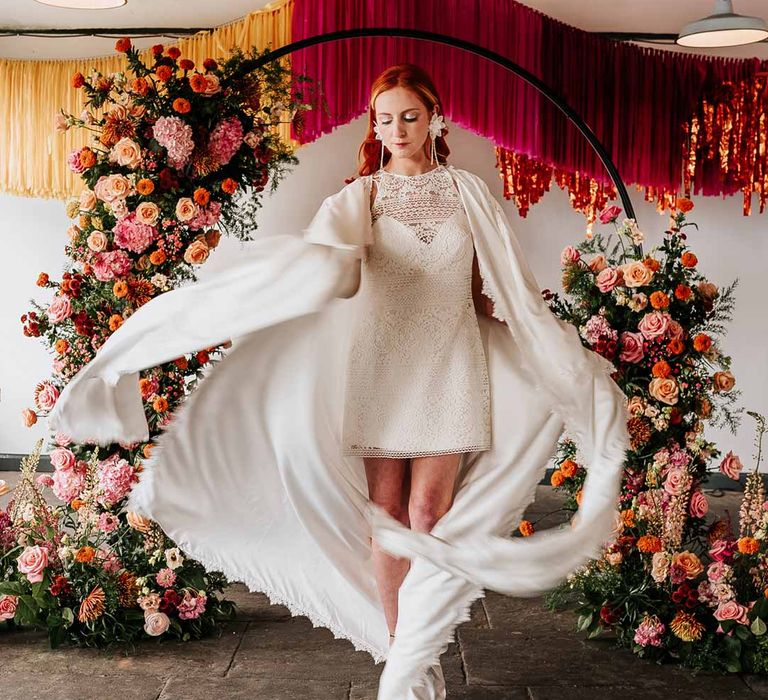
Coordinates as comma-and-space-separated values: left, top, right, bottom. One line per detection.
408, 453, 462, 533
364, 457, 411, 643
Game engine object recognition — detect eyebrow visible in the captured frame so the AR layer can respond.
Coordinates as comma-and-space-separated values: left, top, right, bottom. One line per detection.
377, 108, 421, 116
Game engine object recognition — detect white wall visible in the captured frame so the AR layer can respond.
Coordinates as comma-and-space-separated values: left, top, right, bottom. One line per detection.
3, 116, 766, 471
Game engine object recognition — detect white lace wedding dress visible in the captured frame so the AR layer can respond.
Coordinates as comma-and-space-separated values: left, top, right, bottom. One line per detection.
342, 165, 491, 458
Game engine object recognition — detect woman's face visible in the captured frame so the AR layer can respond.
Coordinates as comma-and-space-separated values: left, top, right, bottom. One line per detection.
373, 87, 433, 166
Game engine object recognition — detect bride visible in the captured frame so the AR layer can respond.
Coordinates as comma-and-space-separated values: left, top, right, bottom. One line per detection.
48, 63, 630, 700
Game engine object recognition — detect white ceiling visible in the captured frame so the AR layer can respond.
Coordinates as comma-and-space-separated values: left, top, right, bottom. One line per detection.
1, 0, 767, 60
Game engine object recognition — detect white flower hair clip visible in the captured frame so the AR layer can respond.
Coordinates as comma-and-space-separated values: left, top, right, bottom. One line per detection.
373, 121, 383, 140
428, 112, 446, 139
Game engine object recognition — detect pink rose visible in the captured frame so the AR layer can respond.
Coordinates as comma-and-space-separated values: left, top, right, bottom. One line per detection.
596, 267, 621, 293
0, 594, 19, 621
689, 489, 709, 518
638, 311, 670, 340
714, 600, 749, 625
47, 295, 72, 324
719, 451, 742, 481
619, 331, 645, 363
560, 246, 581, 266
34, 381, 59, 412
664, 467, 688, 495
17, 545, 49, 583
667, 319, 685, 341
599, 205, 622, 224
709, 539, 736, 563
49, 447, 76, 471
144, 610, 171, 636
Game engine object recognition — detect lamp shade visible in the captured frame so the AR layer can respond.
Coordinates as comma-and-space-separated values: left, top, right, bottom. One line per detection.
678, 0, 768, 47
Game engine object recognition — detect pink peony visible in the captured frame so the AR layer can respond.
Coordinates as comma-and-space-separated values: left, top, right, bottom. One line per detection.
208, 116, 244, 166
688, 489, 709, 518
599, 205, 622, 224
91, 250, 133, 282
714, 600, 749, 625
112, 212, 158, 254
637, 311, 670, 340
47, 295, 72, 324
596, 267, 621, 293
0, 594, 19, 621
619, 331, 645, 363
17, 545, 49, 583
187, 200, 221, 231
583, 314, 617, 346
719, 451, 742, 481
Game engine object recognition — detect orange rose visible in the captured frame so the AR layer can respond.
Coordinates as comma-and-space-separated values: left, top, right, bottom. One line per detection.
652, 360, 672, 378
173, 98, 191, 114
667, 338, 685, 355
183, 239, 210, 265
518, 520, 534, 537
108, 314, 124, 332
671, 551, 703, 579
648, 377, 679, 405
713, 371, 735, 393
193, 187, 210, 206
636, 535, 662, 553
156, 65, 173, 82
113, 280, 128, 298
675, 284, 692, 301
693, 333, 712, 352
650, 291, 669, 309
221, 178, 238, 194
75, 546, 96, 563
681, 252, 698, 268
149, 250, 166, 266
37, 272, 49, 286
560, 459, 578, 478
142, 443, 154, 459
70, 498, 84, 509
737, 537, 760, 555
152, 396, 168, 413
136, 178, 155, 196
676, 197, 694, 213
550, 470, 565, 487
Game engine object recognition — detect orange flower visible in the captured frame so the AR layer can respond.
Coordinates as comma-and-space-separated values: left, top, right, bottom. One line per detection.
651, 360, 672, 379
575, 489, 583, 506
149, 249, 166, 266
550, 469, 565, 487
71, 72, 85, 88
667, 338, 685, 355
136, 178, 155, 196
649, 291, 669, 309
79, 148, 97, 169
37, 272, 49, 286
174, 356, 189, 370
54, 339, 69, 354
143, 443, 154, 459
131, 77, 149, 96
693, 333, 712, 352
676, 197, 694, 213
113, 280, 128, 298
204, 229, 221, 248
620, 509, 636, 528
221, 178, 238, 194
71, 498, 84, 510
75, 546, 96, 563
636, 535, 662, 553
190, 73, 208, 93
193, 187, 210, 206
152, 396, 168, 413
78, 585, 106, 623
560, 459, 578, 478
167, 46, 181, 60
675, 284, 692, 301
196, 350, 210, 364
518, 520, 534, 537
79, 214, 90, 230
681, 252, 698, 268
155, 65, 173, 82
115, 37, 132, 53
670, 610, 704, 642
738, 537, 760, 555
642, 257, 661, 272
108, 314, 124, 332
179, 59, 195, 72
173, 98, 191, 114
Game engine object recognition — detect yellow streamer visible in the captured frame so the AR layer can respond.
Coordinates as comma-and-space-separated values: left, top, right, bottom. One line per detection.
0, 0, 294, 200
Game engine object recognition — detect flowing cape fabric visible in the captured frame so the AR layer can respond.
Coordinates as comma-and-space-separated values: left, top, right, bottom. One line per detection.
47, 166, 630, 700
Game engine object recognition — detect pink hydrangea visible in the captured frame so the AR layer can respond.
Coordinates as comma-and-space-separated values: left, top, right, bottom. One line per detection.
633, 614, 665, 647
91, 250, 133, 282
177, 591, 207, 620
52, 465, 86, 503
583, 314, 618, 346
187, 200, 221, 231
152, 116, 195, 169
112, 212, 158, 254
97, 453, 138, 506
208, 117, 244, 166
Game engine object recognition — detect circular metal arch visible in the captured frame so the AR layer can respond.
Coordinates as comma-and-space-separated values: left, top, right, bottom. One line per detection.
234, 26, 639, 228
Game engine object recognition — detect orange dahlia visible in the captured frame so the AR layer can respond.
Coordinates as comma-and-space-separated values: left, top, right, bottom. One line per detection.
669, 610, 704, 642
518, 520, 534, 537
75, 546, 96, 563
136, 178, 155, 195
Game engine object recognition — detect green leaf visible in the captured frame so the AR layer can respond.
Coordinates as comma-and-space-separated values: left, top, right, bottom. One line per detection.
0, 581, 26, 596
61, 607, 74, 627
751, 618, 767, 636
577, 612, 594, 633
14, 595, 40, 627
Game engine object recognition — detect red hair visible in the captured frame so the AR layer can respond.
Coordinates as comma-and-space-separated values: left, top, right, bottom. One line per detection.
356, 64, 450, 177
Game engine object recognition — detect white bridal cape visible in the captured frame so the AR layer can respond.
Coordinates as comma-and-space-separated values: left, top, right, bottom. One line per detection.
47, 165, 630, 700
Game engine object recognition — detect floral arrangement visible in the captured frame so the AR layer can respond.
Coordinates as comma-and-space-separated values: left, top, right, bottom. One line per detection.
3, 38, 313, 646
532, 202, 768, 673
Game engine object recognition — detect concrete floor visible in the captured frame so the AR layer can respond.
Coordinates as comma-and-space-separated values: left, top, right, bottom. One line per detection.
0, 473, 763, 699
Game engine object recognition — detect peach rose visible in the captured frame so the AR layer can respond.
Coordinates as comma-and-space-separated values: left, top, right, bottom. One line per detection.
588, 254, 608, 273
666, 319, 685, 341
109, 137, 142, 169
49, 446, 76, 471
596, 267, 622, 293
203, 74, 221, 95
126, 511, 152, 532
17, 545, 49, 583
22, 408, 37, 427
719, 451, 742, 480
175, 197, 198, 222
627, 396, 646, 416
0, 594, 19, 621
135, 201, 160, 227
620, 260, 654, 288
651, 552, 670, 583
649, 377, 679, 405
183, 239, 210, 265
713, 371, 735, 393
94, 174, 134, 203
79, 188, 97, 211
144, 610, 170, 636
638, 311, 670, 340
689, 490, 709, 518
87, 230, 108, 252
47, 295, 72, 324
671, 551, 703, 580
714, 600, 749, 625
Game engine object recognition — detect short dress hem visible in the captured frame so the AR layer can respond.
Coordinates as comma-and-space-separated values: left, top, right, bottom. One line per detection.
342, 443, 492, 459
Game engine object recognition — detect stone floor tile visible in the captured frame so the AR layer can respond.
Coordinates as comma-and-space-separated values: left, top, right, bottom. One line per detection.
0, 672, 167, 700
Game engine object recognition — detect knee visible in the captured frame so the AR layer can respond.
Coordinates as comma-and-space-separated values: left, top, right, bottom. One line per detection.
408, 498, 452, 534
370, 498, 408, 526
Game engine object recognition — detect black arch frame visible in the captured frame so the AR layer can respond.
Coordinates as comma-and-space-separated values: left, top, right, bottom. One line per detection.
234, 27, 639, 229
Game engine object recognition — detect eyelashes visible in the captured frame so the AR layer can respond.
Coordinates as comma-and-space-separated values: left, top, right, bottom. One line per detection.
380, 116, 418, 126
